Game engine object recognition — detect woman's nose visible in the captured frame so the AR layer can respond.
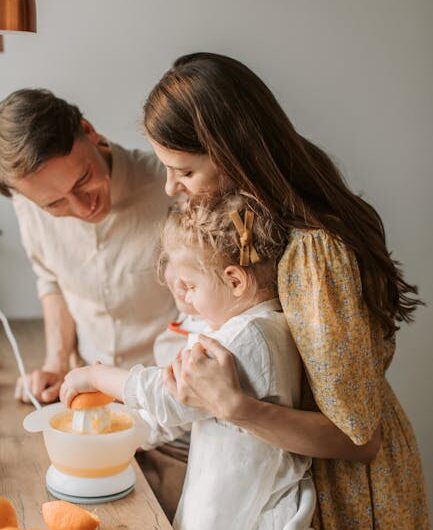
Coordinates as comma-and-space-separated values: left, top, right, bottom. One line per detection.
165, 172, 184, 197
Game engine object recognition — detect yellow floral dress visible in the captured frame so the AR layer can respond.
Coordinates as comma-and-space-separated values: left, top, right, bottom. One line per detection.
278, 228, 430, 530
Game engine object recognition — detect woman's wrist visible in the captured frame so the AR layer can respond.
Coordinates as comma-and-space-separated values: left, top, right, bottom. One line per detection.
220, 390, 255, 422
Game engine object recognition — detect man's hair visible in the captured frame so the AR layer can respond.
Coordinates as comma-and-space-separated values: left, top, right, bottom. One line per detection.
0, 89, 84, 197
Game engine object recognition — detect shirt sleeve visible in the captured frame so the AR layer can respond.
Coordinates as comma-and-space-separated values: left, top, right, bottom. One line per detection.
212, 322, 273, 401
123, 364, 210, 442
278, 229, 382, 445
12, 196, 61, 298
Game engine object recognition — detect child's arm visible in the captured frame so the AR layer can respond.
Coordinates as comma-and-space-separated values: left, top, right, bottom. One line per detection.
92, 364, 128, 401
59, 364, 128, 407
123, 363, 210, 427
60, 362, 210, 428
59, 364, 193, 449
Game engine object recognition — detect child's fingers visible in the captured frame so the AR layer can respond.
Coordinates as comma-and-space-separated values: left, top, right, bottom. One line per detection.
59, 381, 66, 405
65, 388, 78, 408
59, 381, 75, 408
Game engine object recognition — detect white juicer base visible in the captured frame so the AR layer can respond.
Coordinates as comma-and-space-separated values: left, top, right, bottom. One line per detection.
46, 463, 136, 499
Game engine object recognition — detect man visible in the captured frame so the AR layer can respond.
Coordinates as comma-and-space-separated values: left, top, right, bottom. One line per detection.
0, 88, 177, 403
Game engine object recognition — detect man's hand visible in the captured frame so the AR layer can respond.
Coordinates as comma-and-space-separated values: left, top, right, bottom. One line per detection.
15, 368, 67, 404
15, 292, 77, 404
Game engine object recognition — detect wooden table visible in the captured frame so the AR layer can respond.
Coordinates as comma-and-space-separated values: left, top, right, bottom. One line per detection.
0, 320, 172, 530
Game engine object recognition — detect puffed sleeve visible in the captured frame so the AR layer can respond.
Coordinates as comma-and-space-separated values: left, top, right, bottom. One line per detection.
278, 229, 382, 445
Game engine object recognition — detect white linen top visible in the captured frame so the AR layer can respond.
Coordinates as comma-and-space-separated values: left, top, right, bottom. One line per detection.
13, 143, 177, 367
124, 299, 315, 529
153, 313, 208, 451
153, 313, 207, 367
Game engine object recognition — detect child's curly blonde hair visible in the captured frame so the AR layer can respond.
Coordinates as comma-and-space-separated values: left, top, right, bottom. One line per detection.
159, 192, 287, 291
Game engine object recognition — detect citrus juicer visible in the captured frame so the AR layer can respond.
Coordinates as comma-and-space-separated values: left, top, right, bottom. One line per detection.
0, 310, 146, 504
23, 392, 146, 504
69, 391, 114, 435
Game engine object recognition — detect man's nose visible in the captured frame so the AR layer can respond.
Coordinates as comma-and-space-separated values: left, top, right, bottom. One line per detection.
69, 193, 93, 219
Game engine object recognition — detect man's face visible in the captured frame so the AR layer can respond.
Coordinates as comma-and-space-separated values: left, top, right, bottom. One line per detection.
13, 127, 112, 223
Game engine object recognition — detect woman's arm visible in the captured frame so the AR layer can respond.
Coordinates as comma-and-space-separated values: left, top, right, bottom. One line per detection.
228, 394, 381, 464
165, 335, 381, 464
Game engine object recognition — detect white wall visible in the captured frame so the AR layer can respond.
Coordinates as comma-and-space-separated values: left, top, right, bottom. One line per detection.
1, 0, 432, 515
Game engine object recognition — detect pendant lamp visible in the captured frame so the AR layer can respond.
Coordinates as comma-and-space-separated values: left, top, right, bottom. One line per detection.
0, 0, 37, 33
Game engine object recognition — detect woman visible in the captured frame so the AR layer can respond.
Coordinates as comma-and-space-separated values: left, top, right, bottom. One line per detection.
143, 52, 429, 529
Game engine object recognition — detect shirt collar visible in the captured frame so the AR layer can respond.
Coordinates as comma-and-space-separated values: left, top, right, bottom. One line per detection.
241, 297, 282, 317
108, 142, 129, 209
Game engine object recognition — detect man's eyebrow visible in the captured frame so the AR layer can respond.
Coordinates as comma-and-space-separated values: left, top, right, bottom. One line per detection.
42, 165, 89, 208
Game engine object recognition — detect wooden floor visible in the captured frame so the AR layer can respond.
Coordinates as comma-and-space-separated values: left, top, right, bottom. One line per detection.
0, 319, 172, 529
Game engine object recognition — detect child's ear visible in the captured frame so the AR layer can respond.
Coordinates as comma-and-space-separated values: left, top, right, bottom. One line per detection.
223, 265, 248, 297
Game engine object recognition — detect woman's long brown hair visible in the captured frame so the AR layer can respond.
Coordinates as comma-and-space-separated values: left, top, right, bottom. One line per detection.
144, 52, 422, 338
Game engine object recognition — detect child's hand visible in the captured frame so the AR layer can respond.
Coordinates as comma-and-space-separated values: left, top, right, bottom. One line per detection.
59, 365, 97, 408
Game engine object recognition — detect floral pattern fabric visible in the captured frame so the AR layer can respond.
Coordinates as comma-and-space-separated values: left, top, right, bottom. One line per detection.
278, 228, 430, 530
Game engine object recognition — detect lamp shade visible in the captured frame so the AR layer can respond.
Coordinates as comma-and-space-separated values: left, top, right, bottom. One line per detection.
0, 0, 36, 33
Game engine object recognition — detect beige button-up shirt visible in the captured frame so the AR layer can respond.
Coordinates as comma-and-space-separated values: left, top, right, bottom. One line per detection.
13, 143, 177, 368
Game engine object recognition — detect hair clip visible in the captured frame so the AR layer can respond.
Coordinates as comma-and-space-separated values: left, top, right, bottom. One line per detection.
230, 209, 260, 266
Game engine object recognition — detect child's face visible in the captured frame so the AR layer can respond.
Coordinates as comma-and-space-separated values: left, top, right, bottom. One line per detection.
164, 262, 197, 315
168, 248, 236, 330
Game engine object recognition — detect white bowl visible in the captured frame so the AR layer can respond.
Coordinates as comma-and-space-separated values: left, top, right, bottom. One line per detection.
24, 402, 143, 478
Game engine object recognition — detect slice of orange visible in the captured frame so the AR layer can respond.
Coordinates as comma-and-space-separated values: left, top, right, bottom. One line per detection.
0, 496, 18, 527
70, 391, 114, 410
42, 500, 100, 530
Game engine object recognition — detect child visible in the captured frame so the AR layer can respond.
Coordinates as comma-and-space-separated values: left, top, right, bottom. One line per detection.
60, 192, 316, 529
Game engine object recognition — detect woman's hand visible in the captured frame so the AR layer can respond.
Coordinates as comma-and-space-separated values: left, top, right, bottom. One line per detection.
59, 365, 97, 408
163, 334, 245, 420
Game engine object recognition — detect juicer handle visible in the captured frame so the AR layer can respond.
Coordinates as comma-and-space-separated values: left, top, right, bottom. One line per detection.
23, 402, 64, 432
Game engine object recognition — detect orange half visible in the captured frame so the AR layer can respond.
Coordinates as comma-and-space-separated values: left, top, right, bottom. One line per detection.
70, 391, 114, 410
0, 496, 18, 528
42, 500, 100, 530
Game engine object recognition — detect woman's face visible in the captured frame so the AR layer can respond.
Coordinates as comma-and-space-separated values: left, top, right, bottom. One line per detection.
149, 139, 227, 197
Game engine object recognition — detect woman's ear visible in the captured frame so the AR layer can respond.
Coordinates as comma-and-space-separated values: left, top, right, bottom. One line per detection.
223, 265, 248, 297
